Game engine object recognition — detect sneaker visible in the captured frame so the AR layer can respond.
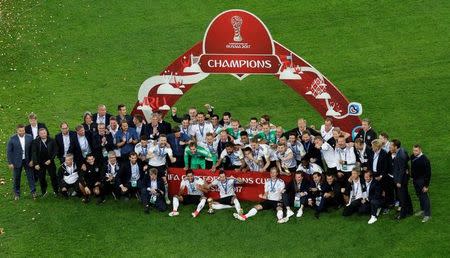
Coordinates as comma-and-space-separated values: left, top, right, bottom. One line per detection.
32, 192, 37, 200
414, 211, 424, 217
422, 216, 431, 223
42, 192, 48, 198
165, 197, 171, 205
286, 209, 295, 219
14, 195, 20, 201
169, 211, 179, 217
233, 213, 246, 221
368, 216, 378, 224
71, 191, 77, 197
207, 208, 215, 214
277, 218, 288, 224
296, 208, 303, 218
191, 211, 199, 218
111, 192, 117, 200
394, 201, 400, 207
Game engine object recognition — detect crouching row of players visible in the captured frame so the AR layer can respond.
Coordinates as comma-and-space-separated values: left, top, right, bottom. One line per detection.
169, 166, 382, 225
59, 150, 381, 224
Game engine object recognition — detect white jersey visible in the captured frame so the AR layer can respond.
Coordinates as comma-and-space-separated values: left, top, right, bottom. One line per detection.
135, 143, 150, 159
189, 122, 213, 143
148, 144, 173, 167
252, 144, 270, 162
244, 156, 262, 171
335, 146, 356, 172
62, 164, 78, 185
296, 163, 323, 174
211, 178, 237, 198
179, 125, 191, 137
320, 125, 334, 142
287, 140, 306, 161
180, 177, 205, 196
276, 148, 297, 169
320, 142, 337, 168
246, 127, 260, 138
220, 149, 244, 166
264, 178, 285, 201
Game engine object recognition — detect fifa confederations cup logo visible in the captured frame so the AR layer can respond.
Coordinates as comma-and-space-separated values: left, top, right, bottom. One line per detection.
231, 16, 243, 42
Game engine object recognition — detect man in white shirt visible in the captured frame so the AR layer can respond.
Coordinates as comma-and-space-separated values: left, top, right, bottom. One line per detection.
189, 112, 213, 143
287, 132, 306, 165
343, 167, 364, 216
207, 170, 244, 214
314, 136, 337, 173
58, 154, 80, 198
169, 169, 208, 218
102, 151, 120, 200
148, 134, 176, 204
320, 117, 334, 142
249, 138, 270, 172
213, 142, 244, 171
276, 143, 297, 175
234, 168, 286, 223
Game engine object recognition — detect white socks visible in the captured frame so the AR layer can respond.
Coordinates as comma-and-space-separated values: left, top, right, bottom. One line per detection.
164, 183, 169, 199
212, 203, 232, 210
196, 198, 206, 212
172, 197, 179, 211
233, 198, 242, 213
245, 208, 258, 218
277, 209, 283, 220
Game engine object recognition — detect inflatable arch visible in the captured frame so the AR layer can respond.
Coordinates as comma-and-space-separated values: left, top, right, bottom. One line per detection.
131, 9, 363, 133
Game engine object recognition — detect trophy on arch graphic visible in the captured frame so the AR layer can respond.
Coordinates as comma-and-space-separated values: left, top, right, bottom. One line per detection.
231, 16, 243, 42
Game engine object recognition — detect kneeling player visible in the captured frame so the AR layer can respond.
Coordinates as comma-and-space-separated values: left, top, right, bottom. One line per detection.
234, 167, 285, 223
207, 170, 244, 214
79, 154, 103, 203
58, 154, 80, 198
142, 168, 167, 214
169, 169, 208, 218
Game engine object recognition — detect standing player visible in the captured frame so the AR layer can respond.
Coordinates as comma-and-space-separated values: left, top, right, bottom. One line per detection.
233, 168, 285, 223
147, 134, 176, 204
207, 170, 244, 214
169, 169, 208, 218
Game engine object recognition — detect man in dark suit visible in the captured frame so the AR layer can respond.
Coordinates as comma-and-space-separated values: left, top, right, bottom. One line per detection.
133, 114, 149, 141
359, 171, 383, 224
355, 118, 377, 149
117, 152, 145, 200
368, 139, 393, 212
282, 171, 310, 221
141, 168, 167, 213
25, 112, 49, 139
92, 123, 115, 166
154, 110, 172, 135
72, 125, 94, 168
354, 138, 374, 171
284, 118, 320, 139
31, 128, 58, 196
390, 139, 413, 219
92, 104, 111, 127
301, 132, 323, 169
7, 124, 36, 200
55, 122, 77, 164
410, 144, 432, 223
117, 104, 135, 128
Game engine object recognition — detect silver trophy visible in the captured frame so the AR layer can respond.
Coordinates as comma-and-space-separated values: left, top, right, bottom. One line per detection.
231, 16, 243, 42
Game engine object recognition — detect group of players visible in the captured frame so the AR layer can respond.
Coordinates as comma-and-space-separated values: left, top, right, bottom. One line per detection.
6, 103, 432, 224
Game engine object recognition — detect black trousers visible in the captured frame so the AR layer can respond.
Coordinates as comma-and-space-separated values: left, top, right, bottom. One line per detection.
343, 199, 362, 216
359, 200, 382, 217
382, 175, 396, 207
35, 162, 58, 194
141, 190, 167, 212
413, 178, 431, 216
398, 179, 413, 217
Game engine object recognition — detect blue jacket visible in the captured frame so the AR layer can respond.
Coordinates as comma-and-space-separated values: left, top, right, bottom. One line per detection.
7, 134, 33, 167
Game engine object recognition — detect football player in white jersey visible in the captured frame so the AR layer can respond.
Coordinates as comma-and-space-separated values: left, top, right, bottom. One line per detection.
189, 112, 213, 143
169, 169, 208, 218
233, 167, 286, 223
206, 170, 244, 214
275, 143, 297, 175
148, 134, 176, 204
